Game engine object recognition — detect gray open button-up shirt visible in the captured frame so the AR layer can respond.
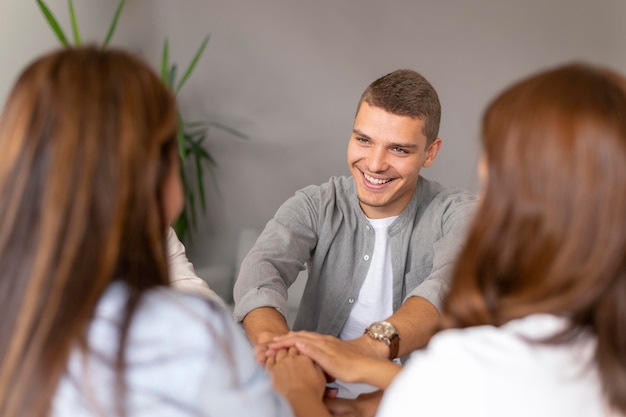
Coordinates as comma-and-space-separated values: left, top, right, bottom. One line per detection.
233, 175, 478, 337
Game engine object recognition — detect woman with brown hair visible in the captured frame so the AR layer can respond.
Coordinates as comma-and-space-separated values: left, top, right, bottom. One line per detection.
0, 47, 325, 417
271, 63, 626, 416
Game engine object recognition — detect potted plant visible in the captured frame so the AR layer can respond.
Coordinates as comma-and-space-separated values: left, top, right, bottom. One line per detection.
35, 0, 245, 243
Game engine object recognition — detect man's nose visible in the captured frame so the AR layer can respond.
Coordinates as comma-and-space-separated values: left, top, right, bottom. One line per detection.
367, 146, 388, 173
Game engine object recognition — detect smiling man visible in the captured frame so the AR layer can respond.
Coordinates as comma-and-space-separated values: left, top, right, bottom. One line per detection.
233, 69, 478, 398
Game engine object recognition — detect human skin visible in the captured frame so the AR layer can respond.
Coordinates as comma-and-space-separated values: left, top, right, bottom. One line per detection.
266, 347, 330, 417
163, 150, 184, 224
269, 331, 402, 389
243, 103, 443, 362
347, 101, 441, 219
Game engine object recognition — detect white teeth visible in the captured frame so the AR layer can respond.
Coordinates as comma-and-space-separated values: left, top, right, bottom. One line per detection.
364, 173, 390, 185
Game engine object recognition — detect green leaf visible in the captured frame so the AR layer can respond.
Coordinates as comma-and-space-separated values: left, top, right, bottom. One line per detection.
194, 152, 207, 212
186, 182, 197, 228
205, 161, 222, 198
36, 0, 70, 46
184, 120, 210, 129
175, 163, 198, 243
209, 121, 249, 140
186, 135, 211, 159
68, 0, 82, 45
160, 38, 170, 85
175, 34, 210, 93
176, 113, 187, 162
102, 0, 126, 49
168, 64, 178, 90
174, 207, 190, 243
163, 36, 248, 245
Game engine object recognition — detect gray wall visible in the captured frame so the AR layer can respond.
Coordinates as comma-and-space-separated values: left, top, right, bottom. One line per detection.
2, 0, 625, 290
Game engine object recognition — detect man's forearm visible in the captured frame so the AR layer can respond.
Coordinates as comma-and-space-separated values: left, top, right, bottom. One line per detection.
242, 306, 290, 345
352, 296, 440, 360
386, 296, 440, 357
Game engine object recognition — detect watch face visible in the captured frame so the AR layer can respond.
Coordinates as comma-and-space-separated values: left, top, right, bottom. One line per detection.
366, 321, 400, 360
369, 321, 395, 337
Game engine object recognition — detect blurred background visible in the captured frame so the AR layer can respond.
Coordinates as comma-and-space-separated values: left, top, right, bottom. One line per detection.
2, 0, 624, 300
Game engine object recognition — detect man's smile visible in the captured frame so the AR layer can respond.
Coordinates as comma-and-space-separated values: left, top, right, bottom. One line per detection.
363, 171, 393, 186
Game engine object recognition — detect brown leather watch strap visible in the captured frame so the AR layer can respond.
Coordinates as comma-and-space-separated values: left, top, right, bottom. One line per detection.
388, 332, 400, 360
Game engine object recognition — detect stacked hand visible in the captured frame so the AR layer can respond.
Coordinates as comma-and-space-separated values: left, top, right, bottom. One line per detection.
261, 331, 401, 417
268, 331, 402, 390
266, 346, 326, 401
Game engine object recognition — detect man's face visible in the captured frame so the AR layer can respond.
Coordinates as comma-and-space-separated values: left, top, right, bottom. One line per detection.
347, 102, 441, 219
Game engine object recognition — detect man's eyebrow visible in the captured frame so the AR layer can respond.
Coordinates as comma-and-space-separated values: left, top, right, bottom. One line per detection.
352, 128, 371, 139
389, 142, 419, 149
352, 128, 419, 149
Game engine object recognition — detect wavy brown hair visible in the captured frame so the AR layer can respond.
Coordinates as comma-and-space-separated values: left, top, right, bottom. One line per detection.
441, 63, 626, 413
0, 47, 178, 416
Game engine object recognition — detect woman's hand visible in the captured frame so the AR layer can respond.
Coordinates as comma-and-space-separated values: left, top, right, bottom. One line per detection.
266, 347, 329, 417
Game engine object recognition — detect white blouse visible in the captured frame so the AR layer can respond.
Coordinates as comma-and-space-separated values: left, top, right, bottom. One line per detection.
378, 314, 614, 417
52, 282, 293, 417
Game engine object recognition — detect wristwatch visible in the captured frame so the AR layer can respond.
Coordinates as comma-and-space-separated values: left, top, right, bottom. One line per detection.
364, 320, 401, 360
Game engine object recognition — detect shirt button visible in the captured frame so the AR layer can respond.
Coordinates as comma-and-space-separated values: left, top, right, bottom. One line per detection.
348, 298, 355, 304
363, 255, 370, 261
366, 225, 371, 231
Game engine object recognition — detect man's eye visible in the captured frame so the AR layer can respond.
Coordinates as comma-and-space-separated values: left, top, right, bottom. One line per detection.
356, 137, 369, 143
392, 147, 407, 154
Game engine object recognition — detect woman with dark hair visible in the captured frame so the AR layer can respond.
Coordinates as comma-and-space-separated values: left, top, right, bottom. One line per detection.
271, 63, 626, 416
0, 47, 325, 417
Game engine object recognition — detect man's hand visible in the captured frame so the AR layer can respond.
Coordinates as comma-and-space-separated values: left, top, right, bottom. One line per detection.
242, 307, 290, 364
252, 339, 275, 364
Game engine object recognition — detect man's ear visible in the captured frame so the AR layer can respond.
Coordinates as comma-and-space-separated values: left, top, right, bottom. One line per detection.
422, 138, 442, 167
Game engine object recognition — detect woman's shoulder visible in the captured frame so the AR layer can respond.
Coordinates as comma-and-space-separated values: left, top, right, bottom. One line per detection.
380, 314, 603, 417
410, 314, 593, 371
95, 282, 237, 351
55, 283, 293, 417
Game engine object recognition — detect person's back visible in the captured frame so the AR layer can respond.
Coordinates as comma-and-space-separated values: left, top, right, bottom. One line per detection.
380, 314, 606, 416
377, 63, 626, 417
53, 282, 290, 416
0, 46, 325, 417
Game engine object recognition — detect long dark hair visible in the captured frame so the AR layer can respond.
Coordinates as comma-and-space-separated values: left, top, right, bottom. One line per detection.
0, 46, 179, 416
442, 63, 626, 413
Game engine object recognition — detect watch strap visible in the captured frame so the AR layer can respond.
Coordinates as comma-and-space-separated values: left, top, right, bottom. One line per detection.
364, 321, 401, 360
387, 332, 400, 360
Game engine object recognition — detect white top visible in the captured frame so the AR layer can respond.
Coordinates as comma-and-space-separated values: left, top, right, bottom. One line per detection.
52, 282, 293, 417
377, 314, 613, 417
340, 216, 396, 340
166, 227, 222, 302
337, 216, 396, 398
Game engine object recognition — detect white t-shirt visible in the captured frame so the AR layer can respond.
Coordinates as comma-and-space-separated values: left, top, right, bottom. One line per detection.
378, 314, 613, 417
52, 282, 293, 417
336, 216, 397, 398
